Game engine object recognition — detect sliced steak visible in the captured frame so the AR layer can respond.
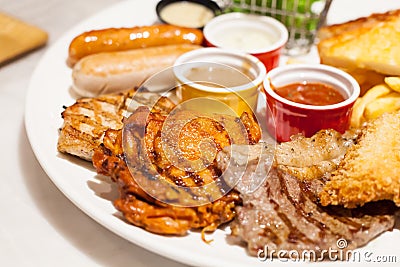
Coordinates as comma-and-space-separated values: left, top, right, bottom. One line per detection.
218, 129, 396, 258
231, 168, 395, 258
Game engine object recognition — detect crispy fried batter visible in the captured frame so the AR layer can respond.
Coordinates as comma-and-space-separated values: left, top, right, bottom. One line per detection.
93, 107, 261, 237
320, 111, 400, 208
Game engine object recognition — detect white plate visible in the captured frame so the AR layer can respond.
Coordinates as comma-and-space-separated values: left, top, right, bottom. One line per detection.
25, 1, 400, 266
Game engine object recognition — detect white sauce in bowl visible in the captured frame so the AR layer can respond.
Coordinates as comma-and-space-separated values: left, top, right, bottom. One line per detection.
212, 27, 275, 51
203, 13, 288, 54
160, 1, 215, 28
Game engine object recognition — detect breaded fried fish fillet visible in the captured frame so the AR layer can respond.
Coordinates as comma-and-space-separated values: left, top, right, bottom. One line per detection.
320, 111, 400, 208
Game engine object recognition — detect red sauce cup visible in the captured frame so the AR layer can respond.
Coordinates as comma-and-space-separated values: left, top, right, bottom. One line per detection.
203, 12, 288, 71
263, 64, 360, 142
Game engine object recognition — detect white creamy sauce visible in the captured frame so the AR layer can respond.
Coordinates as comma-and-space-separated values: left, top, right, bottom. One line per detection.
213, 27, 275, 52
160, 2, 215, 28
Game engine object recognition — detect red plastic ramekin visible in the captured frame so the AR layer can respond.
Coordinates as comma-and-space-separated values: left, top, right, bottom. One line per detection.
263, 64, 360, 142
203, 12, 288, 71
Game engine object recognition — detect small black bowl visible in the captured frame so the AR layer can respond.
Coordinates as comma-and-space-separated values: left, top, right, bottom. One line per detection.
156, 0, 222, 29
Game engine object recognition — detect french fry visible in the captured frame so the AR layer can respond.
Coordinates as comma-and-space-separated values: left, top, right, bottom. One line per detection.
364, 93, 400, 120
362, 84, 392, 102
386, 92, 400, 97
350, 84, 392, 127
384, 76, 400, 93
350, 98, 365, 128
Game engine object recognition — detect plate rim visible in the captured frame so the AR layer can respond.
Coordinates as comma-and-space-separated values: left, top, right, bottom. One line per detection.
24, 1, 400, 267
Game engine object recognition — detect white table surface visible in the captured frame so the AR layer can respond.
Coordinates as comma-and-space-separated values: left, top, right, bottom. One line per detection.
1, 0, 399, 267
0, 1, 186, 266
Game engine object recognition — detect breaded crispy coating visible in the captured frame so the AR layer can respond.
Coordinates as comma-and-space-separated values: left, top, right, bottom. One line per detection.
320, 111, 400, 208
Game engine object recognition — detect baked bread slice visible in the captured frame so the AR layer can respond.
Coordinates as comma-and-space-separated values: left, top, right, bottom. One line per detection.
319, 110, 400, 208
318, 9, 400, 76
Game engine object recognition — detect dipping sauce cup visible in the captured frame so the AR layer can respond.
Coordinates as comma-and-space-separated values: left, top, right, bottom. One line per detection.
263, 64, 360, 142
225, 0, 332, 56
156, 0, 221, 29
203, 12, 288, 71
173, 47, 266, 116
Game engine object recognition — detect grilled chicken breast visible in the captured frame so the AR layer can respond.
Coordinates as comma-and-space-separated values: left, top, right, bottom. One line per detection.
57, 90, 175, 161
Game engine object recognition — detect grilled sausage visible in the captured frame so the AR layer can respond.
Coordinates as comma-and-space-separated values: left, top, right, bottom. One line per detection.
67, 24, 204, 67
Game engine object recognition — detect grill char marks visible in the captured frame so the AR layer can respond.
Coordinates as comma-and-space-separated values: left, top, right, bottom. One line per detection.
93, 106, 262, 236
232, 168, 395, 258
57, 89, 176, 161
225, 129, 396, 258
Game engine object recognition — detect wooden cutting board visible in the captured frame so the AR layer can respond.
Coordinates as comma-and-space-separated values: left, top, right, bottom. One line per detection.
0, 12, 48, 65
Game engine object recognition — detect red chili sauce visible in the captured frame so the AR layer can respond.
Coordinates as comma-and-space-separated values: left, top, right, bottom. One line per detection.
274, 82, 346, 106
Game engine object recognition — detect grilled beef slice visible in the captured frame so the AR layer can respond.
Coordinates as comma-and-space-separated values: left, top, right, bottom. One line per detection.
218, 129, 396, 258
230, 168, 395, 258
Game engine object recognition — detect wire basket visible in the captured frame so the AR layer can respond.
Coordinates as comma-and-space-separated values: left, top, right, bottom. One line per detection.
221, 0, 332, 55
